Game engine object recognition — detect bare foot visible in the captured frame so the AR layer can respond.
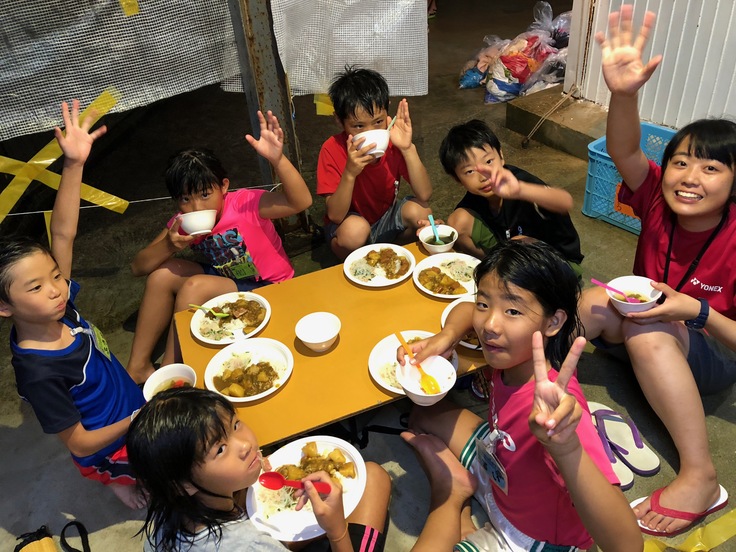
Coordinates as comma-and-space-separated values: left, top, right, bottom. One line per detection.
110, 483, 148, 509
126, 361, 155, 385
633, 474, 721, 534
402, 431, 477, 506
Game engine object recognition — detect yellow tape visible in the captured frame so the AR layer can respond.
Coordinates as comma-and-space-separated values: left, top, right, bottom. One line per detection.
314, 93, 334, 116
43, 211, 52, 246
119, 0, 140, 16
0, 88, 124, 223
644, 509, 736, 552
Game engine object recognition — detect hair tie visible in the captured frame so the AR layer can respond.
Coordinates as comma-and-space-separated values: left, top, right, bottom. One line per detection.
328, 523, 349, 543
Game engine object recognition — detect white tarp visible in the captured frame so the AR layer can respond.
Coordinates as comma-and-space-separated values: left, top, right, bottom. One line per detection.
270, 0, 427, 96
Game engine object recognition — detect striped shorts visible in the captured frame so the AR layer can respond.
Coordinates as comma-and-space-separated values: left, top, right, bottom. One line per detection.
302, 523, 385, 552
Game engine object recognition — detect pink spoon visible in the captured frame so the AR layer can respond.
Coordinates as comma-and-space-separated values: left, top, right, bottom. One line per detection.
590, 278, 642, 303
259, 471, 332, 494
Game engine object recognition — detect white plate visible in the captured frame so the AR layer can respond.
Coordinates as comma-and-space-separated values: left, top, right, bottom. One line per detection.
368, 330, 458, 394
190, 291, 271, 345
204, 338, 293, 403
246, 436, 367, 542
441, 296, 482, 350
343, 243, 416, 288
413, 253, 480, 299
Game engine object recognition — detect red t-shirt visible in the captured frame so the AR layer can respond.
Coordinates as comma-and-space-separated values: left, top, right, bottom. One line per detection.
316, 132, 409, 225
618, 161, 736, 318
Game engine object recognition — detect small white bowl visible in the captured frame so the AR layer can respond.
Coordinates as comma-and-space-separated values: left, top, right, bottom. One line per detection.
352, 129, 390, 158
418, 224, 457, 254
143, 363, 197, 401
605, 275, 662, 315
179, 209, 217, 236
397, 355, 456, 406
295, 312, 341, 353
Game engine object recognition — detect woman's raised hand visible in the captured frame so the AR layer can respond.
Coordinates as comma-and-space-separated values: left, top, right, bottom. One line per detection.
595, 5, 662, 96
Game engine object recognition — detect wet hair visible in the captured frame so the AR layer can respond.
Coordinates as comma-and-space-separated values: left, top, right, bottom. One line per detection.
127, 387, 241, 551
474, 240, 582, 367
328, 65, 390, 122
439, 119, 503, 181
164, 149, 228, 200
0, 236, 53, 304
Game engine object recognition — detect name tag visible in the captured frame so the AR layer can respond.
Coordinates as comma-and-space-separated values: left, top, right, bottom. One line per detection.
89, 323, 111, 361
476, 435, 509, 495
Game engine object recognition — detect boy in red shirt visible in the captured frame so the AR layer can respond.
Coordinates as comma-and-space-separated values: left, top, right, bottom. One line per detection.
316, 66, 433, 259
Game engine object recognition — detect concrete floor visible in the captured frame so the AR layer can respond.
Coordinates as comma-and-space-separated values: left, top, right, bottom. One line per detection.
1, 0, 735, 550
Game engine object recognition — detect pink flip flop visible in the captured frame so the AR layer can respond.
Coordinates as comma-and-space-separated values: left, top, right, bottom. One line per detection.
630, 485, 729, 536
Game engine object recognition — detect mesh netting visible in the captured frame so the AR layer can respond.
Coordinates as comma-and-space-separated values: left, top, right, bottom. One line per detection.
0, 0, 240, 142
269, 0, 427, 96
1, 0, 427, 142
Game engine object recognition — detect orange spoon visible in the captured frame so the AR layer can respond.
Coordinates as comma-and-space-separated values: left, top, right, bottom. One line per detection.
395, 333, 441, 395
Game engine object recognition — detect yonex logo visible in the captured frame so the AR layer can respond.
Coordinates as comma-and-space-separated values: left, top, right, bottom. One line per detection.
690, 277, 723, 293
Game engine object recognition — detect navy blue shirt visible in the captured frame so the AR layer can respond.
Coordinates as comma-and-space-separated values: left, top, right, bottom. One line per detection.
11, 280, 144, 466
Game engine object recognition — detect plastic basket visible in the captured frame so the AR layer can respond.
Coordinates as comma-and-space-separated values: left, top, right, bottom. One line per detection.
582, 122, 676, 235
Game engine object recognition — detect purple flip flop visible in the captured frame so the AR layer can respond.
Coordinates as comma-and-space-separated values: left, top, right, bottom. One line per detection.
588, 401, 660, 477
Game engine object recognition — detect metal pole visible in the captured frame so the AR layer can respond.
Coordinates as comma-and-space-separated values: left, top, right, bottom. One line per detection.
226, 0, 302, 184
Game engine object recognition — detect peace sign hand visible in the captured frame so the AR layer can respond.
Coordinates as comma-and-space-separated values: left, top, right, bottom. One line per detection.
528, 332, 587, 455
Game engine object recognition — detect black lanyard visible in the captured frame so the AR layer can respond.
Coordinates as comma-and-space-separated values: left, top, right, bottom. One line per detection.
662, 212, 727, 292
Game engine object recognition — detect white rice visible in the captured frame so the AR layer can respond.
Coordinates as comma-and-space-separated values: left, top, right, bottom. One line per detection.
440, 259, 474, 282
379, 361, 401, 390
349, 257, 376, 282
199, 314, 247, 341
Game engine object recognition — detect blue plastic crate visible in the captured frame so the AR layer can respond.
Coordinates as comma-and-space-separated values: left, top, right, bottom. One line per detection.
582, 122, 676, 235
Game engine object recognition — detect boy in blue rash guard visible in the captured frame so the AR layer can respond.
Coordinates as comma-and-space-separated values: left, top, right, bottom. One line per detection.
0, 100, 146, 509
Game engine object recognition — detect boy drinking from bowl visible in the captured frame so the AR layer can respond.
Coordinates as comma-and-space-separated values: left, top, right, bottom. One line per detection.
0, 100, 146, 509
436, 119, 583, 277
316, 65, 433, 260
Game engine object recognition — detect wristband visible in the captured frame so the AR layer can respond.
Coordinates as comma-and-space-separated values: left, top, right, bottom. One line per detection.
328, 523, 349, 543
685, 298, 709, 330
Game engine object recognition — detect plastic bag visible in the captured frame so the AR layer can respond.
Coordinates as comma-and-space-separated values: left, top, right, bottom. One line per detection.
458, 35, 509, 89
551, 12, 571, 48
522, 48, 567, 95
527, 1, 570, 49
527, 1, 554, 34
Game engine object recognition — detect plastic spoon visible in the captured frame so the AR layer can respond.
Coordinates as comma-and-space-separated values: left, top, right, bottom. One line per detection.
427, 214, 443, 246
259, 471, 332, 494
395, 333, 441, 395
590, 279, 642, 304
188, 303, 230, 318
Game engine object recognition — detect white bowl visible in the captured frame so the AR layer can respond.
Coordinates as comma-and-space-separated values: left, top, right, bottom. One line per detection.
605, 275, 662, 315
179, 209, 217, 236
418, 224, 457, 254
143, 363, 197, 401
295, 312, 341, 352
397, 355, 456, 406
352, 129, 390, 158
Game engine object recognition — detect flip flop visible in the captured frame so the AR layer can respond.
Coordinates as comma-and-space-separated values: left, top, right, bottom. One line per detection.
588, 401, 660, 477
630, 485, 729, 536
591, 411, 634, 490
